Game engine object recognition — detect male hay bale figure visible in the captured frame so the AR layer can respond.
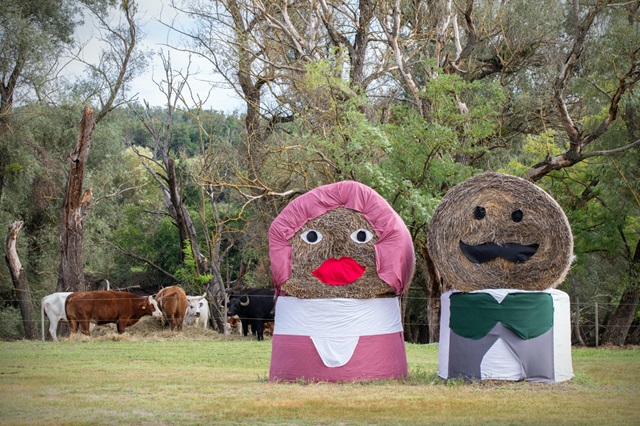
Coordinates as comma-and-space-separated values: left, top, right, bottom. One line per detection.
428, 172, 574, 383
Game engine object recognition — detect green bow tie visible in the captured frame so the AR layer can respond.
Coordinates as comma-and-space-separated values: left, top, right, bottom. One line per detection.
449, 292, 554, 340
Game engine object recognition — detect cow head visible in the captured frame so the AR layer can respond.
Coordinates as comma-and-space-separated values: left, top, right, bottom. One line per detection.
227, 296, 248, 317
186, 294, 207, 318
147, 296, 163, 317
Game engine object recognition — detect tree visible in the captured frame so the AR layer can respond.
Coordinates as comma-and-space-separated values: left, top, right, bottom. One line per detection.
57, 0, 146, 292
525, 0, 640, 181
57, 106, 95, 292
602, 239, 640, 345
0, 0, 78, 199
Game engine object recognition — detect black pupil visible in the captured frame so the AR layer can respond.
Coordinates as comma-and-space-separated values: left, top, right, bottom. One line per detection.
512, 209, 524, 222
356, 230, 367, 242
306, 231, 318, 243
474, 206, 486, 220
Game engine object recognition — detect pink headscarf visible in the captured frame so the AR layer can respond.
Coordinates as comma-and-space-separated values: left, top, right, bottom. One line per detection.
269, 181, 415, 295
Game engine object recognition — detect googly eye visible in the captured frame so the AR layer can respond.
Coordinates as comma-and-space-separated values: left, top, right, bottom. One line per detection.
350, 229, 374, 244
301, 229, 322, 245
474, 206, 486, 220
512, 209, 524, 223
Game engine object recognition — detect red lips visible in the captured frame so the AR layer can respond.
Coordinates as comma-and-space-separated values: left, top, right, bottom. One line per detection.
312, 257, 366, 286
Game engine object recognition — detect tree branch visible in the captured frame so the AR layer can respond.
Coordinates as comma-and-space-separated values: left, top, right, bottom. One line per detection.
105, 240, 179, 283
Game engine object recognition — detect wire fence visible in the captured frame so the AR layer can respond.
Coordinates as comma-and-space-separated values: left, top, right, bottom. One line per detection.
1, 292, 638, 345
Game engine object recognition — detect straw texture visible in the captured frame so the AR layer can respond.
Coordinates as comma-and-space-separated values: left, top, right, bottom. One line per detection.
427, 172, 573, 292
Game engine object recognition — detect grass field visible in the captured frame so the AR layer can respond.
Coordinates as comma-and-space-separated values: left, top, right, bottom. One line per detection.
0, 324, 638, 425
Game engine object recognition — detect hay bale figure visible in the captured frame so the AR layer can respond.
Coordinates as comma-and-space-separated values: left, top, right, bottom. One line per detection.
427, 172, 574, 383
269, 181, 415, 382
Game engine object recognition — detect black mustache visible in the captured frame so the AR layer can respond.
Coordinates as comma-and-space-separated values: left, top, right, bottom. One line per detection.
460, 241, 539, 264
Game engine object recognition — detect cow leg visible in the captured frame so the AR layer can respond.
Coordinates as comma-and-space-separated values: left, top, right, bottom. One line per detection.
69, 319, 79, 334
79, 320, 91, 336
117, 320, 127, 334
49, 319, 59, 341
256, 321, 264, 341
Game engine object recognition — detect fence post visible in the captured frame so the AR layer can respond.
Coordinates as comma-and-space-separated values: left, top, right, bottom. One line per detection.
595, 302, 599, 348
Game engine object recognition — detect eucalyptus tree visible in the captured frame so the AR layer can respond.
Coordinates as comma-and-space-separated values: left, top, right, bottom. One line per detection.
0, 0, 79, 199
493, 1, 640, 344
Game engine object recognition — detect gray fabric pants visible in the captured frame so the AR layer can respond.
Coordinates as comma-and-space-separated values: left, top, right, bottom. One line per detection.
448, 323, 555, 383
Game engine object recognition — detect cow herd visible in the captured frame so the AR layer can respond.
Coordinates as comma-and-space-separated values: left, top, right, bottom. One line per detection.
40, 286, 275, 341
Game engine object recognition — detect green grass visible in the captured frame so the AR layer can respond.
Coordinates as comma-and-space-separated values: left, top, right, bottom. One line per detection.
0, 336, 638, 425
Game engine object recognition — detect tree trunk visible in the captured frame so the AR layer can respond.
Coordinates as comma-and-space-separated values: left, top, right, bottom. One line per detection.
601, 239, 640, 346
601, 287, 640, 346
570, 275, 586, 346
5, 221, 38, 339
421, 244, 442, 343
56, 106, 95, 292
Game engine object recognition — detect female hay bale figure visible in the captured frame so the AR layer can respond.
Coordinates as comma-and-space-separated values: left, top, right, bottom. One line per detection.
268, 181, 414, 382
427, 172, 575, 383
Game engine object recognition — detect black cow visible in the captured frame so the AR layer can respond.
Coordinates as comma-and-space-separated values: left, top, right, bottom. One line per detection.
227, 288, 275, 341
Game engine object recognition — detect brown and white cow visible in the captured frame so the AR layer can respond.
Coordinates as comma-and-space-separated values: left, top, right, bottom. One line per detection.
263, 321, 274, 337
65, 290, 162, 335
155, 286, 189, 331
225, 315, 244, 335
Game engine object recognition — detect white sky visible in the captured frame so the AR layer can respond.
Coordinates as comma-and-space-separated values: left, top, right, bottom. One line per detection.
71, 0, 245, 112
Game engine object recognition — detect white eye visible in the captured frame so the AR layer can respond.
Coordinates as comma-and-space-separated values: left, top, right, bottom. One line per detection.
301, 229, 323, 245
350, 229, 374, 244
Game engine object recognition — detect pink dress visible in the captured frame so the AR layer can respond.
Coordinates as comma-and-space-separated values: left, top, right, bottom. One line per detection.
269, 297, 408, 382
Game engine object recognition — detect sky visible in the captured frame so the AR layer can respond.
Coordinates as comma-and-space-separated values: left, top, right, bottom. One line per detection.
71, 0, 245, 112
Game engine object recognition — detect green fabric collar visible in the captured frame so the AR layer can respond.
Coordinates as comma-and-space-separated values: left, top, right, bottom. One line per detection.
449, 292, 554, 340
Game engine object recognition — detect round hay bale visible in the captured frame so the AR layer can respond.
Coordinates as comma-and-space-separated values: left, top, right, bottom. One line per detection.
427, 172, 573, 292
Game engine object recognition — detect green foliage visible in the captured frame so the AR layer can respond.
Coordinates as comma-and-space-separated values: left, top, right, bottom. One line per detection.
0, 307, 24, 340
1, 0, 639, 344
375, 75, 504, 232
174, 240, 212, 293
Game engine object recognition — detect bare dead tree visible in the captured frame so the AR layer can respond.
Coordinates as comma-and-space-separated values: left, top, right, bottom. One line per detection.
132, 53, 209, 271
56, 106, 95, 292
5, 221, 38, 339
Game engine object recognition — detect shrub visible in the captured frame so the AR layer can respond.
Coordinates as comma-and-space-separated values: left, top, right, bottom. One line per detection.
0, 306, 25, 340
